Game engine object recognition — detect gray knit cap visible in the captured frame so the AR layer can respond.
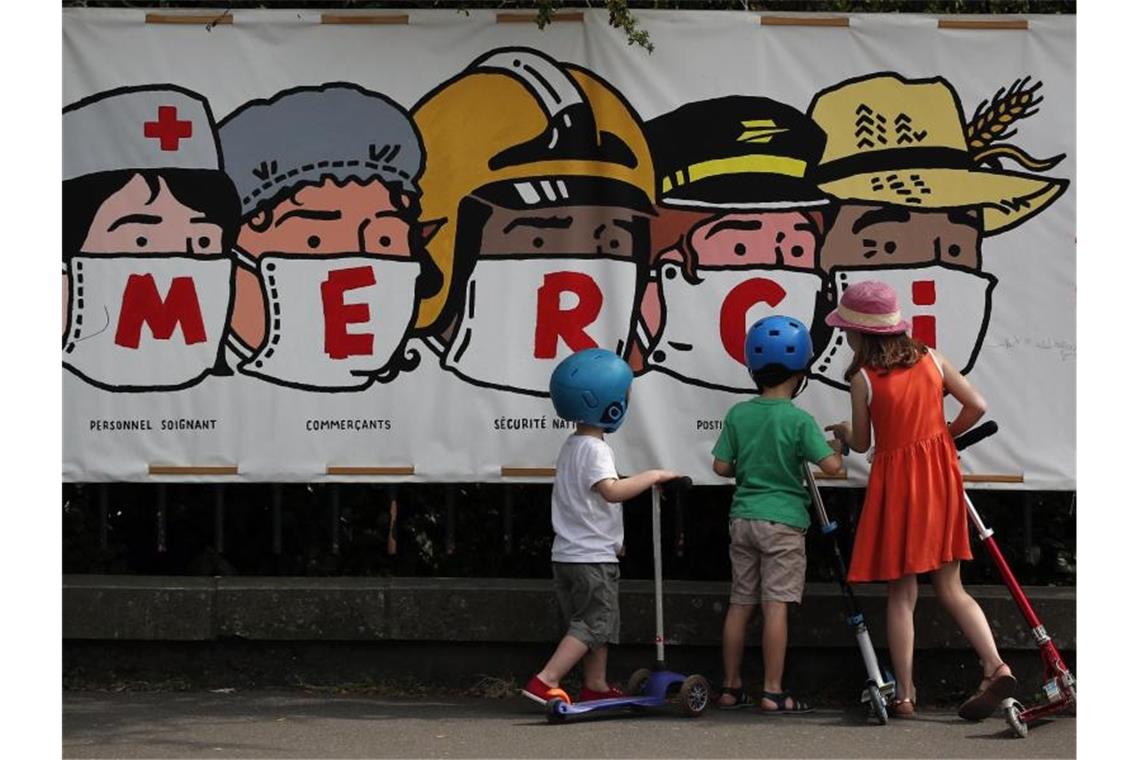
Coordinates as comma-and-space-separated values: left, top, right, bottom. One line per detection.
218, 83, 423, 218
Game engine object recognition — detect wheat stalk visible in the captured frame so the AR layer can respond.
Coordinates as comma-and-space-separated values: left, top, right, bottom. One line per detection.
966, 77, 1045, 152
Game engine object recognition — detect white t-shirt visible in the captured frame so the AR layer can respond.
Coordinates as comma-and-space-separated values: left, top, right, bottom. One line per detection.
550, 434, 622, 563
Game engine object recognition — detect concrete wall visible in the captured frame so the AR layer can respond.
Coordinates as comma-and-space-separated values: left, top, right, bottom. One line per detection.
63, 575, 1073, 650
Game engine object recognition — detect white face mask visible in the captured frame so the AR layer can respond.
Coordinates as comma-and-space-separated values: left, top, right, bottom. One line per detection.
441, 257, 639, 395
63, 254, 234, 391
646, 262, 825, 392
812, 264, 998, 388
236, 254, 419, 391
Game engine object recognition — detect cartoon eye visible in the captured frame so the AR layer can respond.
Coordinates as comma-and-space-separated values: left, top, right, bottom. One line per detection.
609, 239, 620, 250
948, 243, 961, 258
533, 237, 544, 249
734, 243, 747, 257
862, 238, 877, 259
884, 241, 897, 254
790, 245, 804, 258
379, 235, 392, 248
307, 235, 321, 249
135, 236, 148, 248
197, 236, 211, 250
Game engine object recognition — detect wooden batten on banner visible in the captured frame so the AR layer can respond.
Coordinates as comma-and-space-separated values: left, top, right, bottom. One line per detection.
813, 469, 848, 480
963, 474, 1025, 484
501, 467, 556, 478
320, 15, 409, 26
760, 16, 850, 28
938, 19, 1029, 30
326, 466, 416, 476
145, 13, 233, 25
149, 465, 239, 476
497, 12, 584, 24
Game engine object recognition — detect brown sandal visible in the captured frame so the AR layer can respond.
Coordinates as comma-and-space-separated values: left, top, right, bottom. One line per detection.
958, 662, 1017, 721
888, 697, 917, 719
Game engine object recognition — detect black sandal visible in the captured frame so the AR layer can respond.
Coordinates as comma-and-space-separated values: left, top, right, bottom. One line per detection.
716, 686, 755, 709
760, 691, 814, 714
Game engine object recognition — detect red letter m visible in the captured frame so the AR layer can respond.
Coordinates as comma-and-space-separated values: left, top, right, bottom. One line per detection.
114, 274, 207, 349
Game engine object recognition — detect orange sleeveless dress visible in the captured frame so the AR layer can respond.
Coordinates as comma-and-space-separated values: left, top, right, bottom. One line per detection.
846, 353, 972, 583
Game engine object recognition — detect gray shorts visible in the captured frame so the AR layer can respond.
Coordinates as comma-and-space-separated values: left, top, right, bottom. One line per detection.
728, 518, 807, 605
552, 562, 620, 649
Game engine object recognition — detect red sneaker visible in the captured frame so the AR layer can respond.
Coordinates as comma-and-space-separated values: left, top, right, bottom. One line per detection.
521, 675, 572, 705
579, 685, 626, 702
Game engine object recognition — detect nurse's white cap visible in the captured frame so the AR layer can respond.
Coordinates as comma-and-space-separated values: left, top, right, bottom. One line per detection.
64, 85, 221, 181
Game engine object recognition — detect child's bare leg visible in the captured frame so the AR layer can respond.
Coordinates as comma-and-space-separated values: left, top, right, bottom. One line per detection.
886, 575, 918, 702
537, 635, 589, 687
581, 644, 609, 692
930, 561, 1009, 680
759, 601, 789, 709
719, 603, 755, 705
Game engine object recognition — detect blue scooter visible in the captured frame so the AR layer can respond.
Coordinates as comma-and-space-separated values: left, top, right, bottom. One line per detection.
545, 477, 712, 722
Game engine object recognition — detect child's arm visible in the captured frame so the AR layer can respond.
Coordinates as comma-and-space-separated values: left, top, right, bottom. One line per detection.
595, 469, 680, 503
816, 447, 844, 476
934, 349, 988, 437
826, 372, 872, 453
712, 458, 735, 478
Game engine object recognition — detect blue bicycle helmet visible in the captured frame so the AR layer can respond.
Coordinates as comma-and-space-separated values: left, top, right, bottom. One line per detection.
549, 348, 633, 433
744, 315, 813, 372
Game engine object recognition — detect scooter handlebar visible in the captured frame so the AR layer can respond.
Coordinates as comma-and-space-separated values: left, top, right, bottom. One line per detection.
954, 420, 998, 452
659, 475, 693, 494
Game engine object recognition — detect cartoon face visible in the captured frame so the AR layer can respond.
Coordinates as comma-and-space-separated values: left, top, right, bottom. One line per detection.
237, 179, 413, 259
476, 203, 641, 259
231, 177, 414, 352
819, 203, 981, 272
686, 211, 820, 270
80, 173, 226, 255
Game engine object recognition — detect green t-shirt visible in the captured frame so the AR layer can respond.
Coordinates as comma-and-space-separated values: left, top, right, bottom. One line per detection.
711, 397, 834, 529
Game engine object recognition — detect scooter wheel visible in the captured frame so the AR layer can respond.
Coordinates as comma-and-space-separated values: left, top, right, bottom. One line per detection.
1004, 700, 1028, 738
545, 697, 568, 724
679, 674, 710, 717
626, 668, 652, 697
867, 683, 888, 726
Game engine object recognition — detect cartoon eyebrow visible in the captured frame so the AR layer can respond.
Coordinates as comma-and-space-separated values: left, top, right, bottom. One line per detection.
707, 219, 764, 237
503, 216, 573, 234
274, 208, 342, 227
947, 208, 978, 228
852, 206, 910, 234
106, 214, 162, 232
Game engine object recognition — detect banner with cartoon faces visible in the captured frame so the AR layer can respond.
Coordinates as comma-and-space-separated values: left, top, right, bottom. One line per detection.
62, 9, 1074, 488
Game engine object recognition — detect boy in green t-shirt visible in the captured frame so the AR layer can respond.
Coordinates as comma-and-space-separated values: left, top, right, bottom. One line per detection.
712, 316, 843, 713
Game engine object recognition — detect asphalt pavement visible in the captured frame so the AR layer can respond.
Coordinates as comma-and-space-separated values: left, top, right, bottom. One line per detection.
63, 689, 1075, 759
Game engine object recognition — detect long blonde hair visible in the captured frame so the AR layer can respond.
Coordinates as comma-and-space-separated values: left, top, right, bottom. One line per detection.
843, 332, 928, 382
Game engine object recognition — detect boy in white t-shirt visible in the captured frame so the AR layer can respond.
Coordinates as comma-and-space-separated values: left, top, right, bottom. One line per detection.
522, 349, 678, 706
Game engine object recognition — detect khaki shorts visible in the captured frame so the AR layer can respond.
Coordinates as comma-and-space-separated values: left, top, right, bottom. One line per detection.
728, 518, 807, 605
552, 562, 620, 649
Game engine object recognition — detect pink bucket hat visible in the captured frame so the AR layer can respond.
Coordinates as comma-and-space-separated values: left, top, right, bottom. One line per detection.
825, 280, 910, 335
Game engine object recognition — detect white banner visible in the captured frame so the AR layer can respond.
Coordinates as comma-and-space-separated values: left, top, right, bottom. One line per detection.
62, 9, 1075, 488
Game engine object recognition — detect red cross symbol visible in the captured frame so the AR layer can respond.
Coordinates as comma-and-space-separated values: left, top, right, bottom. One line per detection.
143, 105, 193, 151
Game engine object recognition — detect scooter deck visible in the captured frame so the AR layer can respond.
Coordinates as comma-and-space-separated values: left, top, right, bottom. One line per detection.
550, 694, 666, 716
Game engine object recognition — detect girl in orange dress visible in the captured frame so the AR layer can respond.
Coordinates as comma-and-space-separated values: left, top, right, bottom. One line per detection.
825, 281, 1015, 722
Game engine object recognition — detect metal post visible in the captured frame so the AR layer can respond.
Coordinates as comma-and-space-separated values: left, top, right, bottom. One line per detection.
503, 484, 514, 554
213, 484, 225, 555
330, 485, 340, 555
445, 485, 456, 556
155, 484, 167, 553
272, 484, 283, 555
98, 484, 109, 552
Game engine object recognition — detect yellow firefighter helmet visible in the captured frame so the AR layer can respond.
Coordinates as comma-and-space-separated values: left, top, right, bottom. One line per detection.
412, 47, 655, 331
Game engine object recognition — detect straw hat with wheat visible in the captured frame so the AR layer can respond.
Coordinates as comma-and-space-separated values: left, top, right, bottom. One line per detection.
807, 73, 1068, 235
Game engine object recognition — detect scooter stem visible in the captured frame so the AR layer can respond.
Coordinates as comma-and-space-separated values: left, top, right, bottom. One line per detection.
652, 484, 665, 666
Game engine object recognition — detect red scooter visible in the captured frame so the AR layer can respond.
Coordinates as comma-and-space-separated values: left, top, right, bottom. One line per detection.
955, 421, 1076, 737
